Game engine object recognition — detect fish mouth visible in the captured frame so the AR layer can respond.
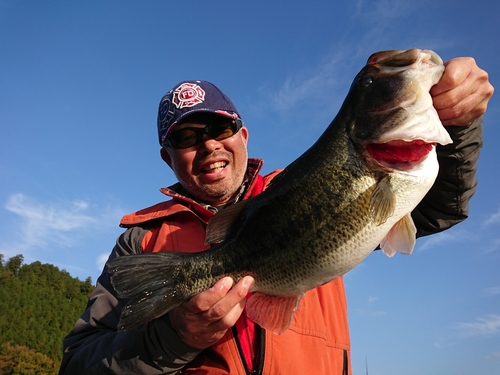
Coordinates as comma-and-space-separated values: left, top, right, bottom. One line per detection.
366, 140, 435, 171
367, 49, 445, 116
367, 48, 443, 70
421, 49, 443, 67
352, 48, 452, 147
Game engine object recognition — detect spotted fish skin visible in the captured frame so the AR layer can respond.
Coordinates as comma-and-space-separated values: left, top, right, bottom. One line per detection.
108, 49, 452, 334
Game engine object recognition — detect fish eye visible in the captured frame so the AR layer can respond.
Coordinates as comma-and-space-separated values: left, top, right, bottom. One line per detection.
357, 75, 373, 88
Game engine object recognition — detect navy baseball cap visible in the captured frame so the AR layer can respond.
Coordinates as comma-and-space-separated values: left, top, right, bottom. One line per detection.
157, 80, 242, 146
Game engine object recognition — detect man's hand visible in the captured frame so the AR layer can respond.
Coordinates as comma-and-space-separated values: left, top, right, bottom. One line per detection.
431, 57, 494, 126
168, 276, 255, 349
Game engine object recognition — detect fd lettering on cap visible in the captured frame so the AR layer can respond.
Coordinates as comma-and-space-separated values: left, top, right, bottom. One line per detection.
172, 83, 206, 109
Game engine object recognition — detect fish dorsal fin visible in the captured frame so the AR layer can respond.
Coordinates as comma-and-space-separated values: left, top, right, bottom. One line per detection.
204, 200, 250, 245
380, 213, 417, 257
266, 169, 285, 188
369, 175, 396, 225
246, 292, 303, 335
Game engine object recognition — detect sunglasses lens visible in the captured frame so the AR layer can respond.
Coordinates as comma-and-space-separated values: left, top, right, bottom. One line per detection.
210, 122, 237, 140
168, 129, 198, 148
166, 119, 241, 149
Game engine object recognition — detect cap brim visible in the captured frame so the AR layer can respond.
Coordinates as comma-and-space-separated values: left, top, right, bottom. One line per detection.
163, 109, 239, 140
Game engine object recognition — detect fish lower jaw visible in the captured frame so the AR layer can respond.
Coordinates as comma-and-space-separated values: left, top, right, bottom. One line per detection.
375, 157, 427, 172
366, 140, 435, 172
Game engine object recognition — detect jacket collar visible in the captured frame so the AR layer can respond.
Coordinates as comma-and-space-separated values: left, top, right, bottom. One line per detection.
159, 158, 264, 213
120, 158, 264, 227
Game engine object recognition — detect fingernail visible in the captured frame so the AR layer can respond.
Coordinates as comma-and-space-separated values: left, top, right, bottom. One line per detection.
222, 277, 234, 289
242, 276, 255, 290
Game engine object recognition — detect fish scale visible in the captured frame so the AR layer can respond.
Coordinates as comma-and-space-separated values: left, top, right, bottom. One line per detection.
108, 48, 453, 334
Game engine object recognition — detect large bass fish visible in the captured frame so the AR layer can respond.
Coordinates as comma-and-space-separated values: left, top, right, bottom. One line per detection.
108, 48, 452, 334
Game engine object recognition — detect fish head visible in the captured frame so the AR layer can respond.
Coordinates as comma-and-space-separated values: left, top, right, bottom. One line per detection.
344, 48, 452, 171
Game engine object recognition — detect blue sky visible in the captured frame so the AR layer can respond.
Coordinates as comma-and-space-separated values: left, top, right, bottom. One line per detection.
1, 1, 499, 373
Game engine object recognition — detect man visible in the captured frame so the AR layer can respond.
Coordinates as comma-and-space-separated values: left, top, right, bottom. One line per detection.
59, 56, 493, 374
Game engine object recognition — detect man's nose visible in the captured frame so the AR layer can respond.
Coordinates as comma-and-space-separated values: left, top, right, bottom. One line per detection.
199, 134, 223, 152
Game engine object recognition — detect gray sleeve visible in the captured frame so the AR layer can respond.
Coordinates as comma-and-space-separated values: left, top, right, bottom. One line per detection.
412, 116, 483, 237
59, 226, 202, 375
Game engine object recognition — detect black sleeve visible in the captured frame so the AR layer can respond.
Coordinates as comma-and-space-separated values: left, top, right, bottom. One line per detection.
412, 116, 483, 237
59, 226, 202, 375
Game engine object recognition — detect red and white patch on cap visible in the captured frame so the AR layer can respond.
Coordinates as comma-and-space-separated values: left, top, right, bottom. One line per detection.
172, 83, 205, 109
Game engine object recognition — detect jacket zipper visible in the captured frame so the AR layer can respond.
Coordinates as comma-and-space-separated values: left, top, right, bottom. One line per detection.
231, 325, 266, 375
343, 349, 349, 375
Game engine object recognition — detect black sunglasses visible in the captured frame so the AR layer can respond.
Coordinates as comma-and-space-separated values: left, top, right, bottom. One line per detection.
164, 118, 243, 149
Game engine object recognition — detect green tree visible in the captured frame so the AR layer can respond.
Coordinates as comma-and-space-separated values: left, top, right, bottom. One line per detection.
0, 342, 58, 375
0, 254, 94, 364
5, 255, 23, 276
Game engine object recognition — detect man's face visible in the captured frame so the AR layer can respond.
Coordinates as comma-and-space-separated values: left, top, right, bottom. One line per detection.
161, 121, 249, 206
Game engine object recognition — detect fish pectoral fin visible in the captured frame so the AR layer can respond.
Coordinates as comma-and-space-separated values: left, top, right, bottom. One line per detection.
205, 200, 250, 245
246, 293, 303, 335
369, 175, 396, 226
380, 213, 417, 257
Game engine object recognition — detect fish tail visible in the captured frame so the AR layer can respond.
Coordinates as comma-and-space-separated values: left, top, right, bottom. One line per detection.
107, 252, 204, 330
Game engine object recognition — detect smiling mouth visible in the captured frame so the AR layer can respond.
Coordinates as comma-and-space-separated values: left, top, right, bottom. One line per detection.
201, 161, 228, 173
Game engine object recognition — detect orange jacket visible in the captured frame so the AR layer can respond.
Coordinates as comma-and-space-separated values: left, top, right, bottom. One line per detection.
120, 161, 351, 375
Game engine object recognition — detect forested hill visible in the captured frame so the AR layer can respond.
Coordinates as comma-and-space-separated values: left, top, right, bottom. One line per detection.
0, 254, 94, 374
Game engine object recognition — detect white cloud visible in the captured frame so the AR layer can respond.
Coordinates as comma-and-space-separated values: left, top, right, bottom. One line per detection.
484, 238, 500, 254
255, 0, 445, 125
353, 296, 386, 316
483, 351, 500, 360
417, 230, 466, 252
453, 314, 500, 338
375, 0, 421, 19
367, 296, 379, 304
484, 207, 500, 225
0, 193, 124, 258
354, 0, 419, 19
435, 314, 500, 349
4, 194, 96, 251
415, 205, 500, 254
484, 285, 500, 296
353, 308, 387, 317
433, 336, 455, 349
96, 252, 110, 273
270, 52, 347, 113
